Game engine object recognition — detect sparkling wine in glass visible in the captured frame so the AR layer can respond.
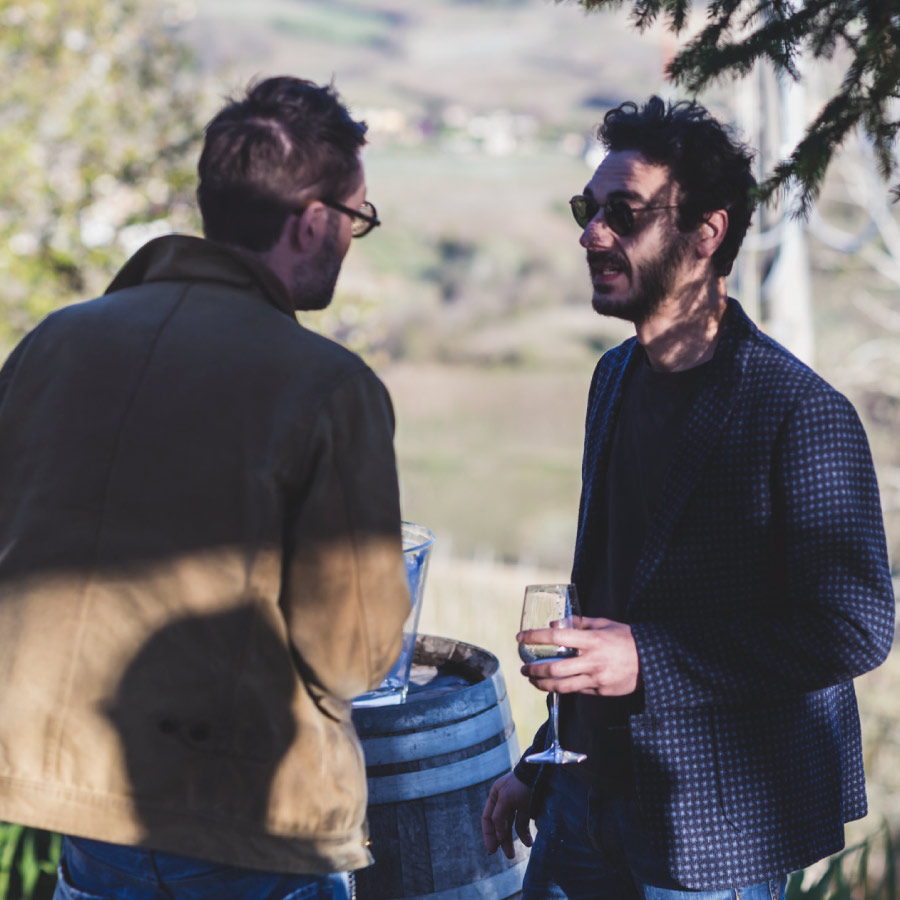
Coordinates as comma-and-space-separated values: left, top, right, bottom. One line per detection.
519, 583, 586, 765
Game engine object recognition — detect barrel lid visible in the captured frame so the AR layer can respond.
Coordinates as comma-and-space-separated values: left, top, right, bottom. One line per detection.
352, 635, 508, 735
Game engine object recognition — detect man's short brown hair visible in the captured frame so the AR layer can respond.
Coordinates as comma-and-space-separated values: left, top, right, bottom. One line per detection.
197, 77, 367, 252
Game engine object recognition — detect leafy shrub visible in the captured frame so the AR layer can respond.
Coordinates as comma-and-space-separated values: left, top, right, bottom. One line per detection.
786, 820, 896, 900
0, 824, 60, 900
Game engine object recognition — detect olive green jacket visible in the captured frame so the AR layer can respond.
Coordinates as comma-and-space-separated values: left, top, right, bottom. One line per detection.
0, 235, 409, 874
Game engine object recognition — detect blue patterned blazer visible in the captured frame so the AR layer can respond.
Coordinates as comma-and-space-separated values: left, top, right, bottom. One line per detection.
536, 299, 895, 888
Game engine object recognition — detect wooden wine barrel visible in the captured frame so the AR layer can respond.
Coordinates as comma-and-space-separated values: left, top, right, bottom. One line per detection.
352, 635, 529, 900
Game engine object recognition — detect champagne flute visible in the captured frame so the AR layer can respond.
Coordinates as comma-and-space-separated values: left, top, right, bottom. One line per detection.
519, 583, 586, 765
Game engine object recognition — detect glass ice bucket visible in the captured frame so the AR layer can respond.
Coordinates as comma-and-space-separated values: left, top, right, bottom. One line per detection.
353, 521, 435, 707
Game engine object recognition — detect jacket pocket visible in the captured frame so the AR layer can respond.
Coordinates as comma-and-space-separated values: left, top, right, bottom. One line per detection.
712, 693, 844, 833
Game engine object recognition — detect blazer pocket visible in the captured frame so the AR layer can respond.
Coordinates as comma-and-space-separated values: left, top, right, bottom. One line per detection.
712, 695, 844, 834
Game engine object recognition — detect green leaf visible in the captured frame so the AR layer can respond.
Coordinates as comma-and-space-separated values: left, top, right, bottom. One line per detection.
19, 829, 41, 899
0, 823, 24, 900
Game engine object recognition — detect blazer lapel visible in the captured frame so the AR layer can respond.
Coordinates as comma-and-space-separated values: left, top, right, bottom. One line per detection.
572, 339, 641, 586
629, 300, 752, 609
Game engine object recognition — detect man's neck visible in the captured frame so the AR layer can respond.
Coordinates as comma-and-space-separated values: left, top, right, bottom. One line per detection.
635, 277, 728, 372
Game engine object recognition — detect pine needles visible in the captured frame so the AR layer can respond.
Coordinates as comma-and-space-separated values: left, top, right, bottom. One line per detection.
567, 1, 900, 215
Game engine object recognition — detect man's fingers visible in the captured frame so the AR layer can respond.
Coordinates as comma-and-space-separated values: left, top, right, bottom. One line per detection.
482, 783, 515, 856
482, 774, 531, 857
520, 654, 583, 680
488, 814, 512, 857
569, 615, 612, 630
493, 807, 515, 860
526, 672, 598, 694
518, 626, 592, 648
481, 788, 500, 852
481, 787, 497, 822
514, 802, 533, 848
490, 807, 511, 844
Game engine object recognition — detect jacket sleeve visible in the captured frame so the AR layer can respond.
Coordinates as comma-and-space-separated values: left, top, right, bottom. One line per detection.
513, 717, 548, 786
280, 366, 410, 715
633, 383, 895, 710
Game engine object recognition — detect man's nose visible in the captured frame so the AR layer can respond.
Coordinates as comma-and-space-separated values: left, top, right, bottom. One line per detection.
580, 215, 616, 250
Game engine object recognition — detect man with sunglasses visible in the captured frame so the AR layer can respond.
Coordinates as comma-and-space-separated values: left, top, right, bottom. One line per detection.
483, 96, 894, 899
0, 77, 409, 899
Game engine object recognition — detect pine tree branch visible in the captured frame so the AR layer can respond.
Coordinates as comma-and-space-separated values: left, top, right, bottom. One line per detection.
563, 0, 626, 12
572, 0, 900, 214
757, 85, 865, 214
664, 0, 691, 33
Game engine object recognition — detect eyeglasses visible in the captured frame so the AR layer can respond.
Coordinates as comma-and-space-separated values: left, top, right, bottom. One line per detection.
320, 198, 380, 238
569, 195, 678, 237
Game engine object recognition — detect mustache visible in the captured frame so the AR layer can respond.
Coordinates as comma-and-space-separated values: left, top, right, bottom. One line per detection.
586, 250, 630, 273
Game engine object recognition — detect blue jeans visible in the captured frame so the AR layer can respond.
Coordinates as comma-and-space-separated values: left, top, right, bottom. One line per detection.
53, 836, 353, 900
522, 769, 787, 900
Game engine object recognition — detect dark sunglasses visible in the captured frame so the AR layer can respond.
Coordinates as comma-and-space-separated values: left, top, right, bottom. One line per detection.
569, 195, 678, 237
295, 198, 380, 238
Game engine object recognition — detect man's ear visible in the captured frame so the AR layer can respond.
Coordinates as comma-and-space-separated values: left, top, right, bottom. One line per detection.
291, 201, 329, 253
696, 209, 728, 261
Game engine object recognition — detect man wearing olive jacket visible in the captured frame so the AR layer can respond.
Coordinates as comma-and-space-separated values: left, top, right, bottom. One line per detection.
0, 77, 409, 900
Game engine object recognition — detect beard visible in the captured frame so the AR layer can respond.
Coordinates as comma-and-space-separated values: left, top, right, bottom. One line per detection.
291, 215, 342, 311
589, 231, 691, 325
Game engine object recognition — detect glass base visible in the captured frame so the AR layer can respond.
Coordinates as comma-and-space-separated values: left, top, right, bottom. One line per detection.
352, 632, 417, 708
525, 746, 586, 765
352, 685, 407, 707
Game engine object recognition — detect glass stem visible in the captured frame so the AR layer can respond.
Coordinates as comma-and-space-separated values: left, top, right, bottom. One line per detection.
548, 691, 561, 750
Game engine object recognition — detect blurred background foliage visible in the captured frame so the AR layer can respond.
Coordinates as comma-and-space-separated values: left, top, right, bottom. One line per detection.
0, 0, 202, 348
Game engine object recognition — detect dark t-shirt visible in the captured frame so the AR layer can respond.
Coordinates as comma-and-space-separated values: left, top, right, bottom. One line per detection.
562, 347, 710, 791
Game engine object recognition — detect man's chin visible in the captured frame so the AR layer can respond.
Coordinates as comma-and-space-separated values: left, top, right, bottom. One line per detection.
591, 292, 640, 323
295, 294, 334, 312
291, 273, 339, 311
291, 247, 341, 312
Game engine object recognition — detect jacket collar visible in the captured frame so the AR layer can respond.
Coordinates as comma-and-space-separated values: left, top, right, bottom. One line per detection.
570, 338, 642, 587
105, 234, 296, 317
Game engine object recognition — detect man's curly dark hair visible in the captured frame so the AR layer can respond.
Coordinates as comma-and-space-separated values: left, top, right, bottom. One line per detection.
599, 96, 756, 277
